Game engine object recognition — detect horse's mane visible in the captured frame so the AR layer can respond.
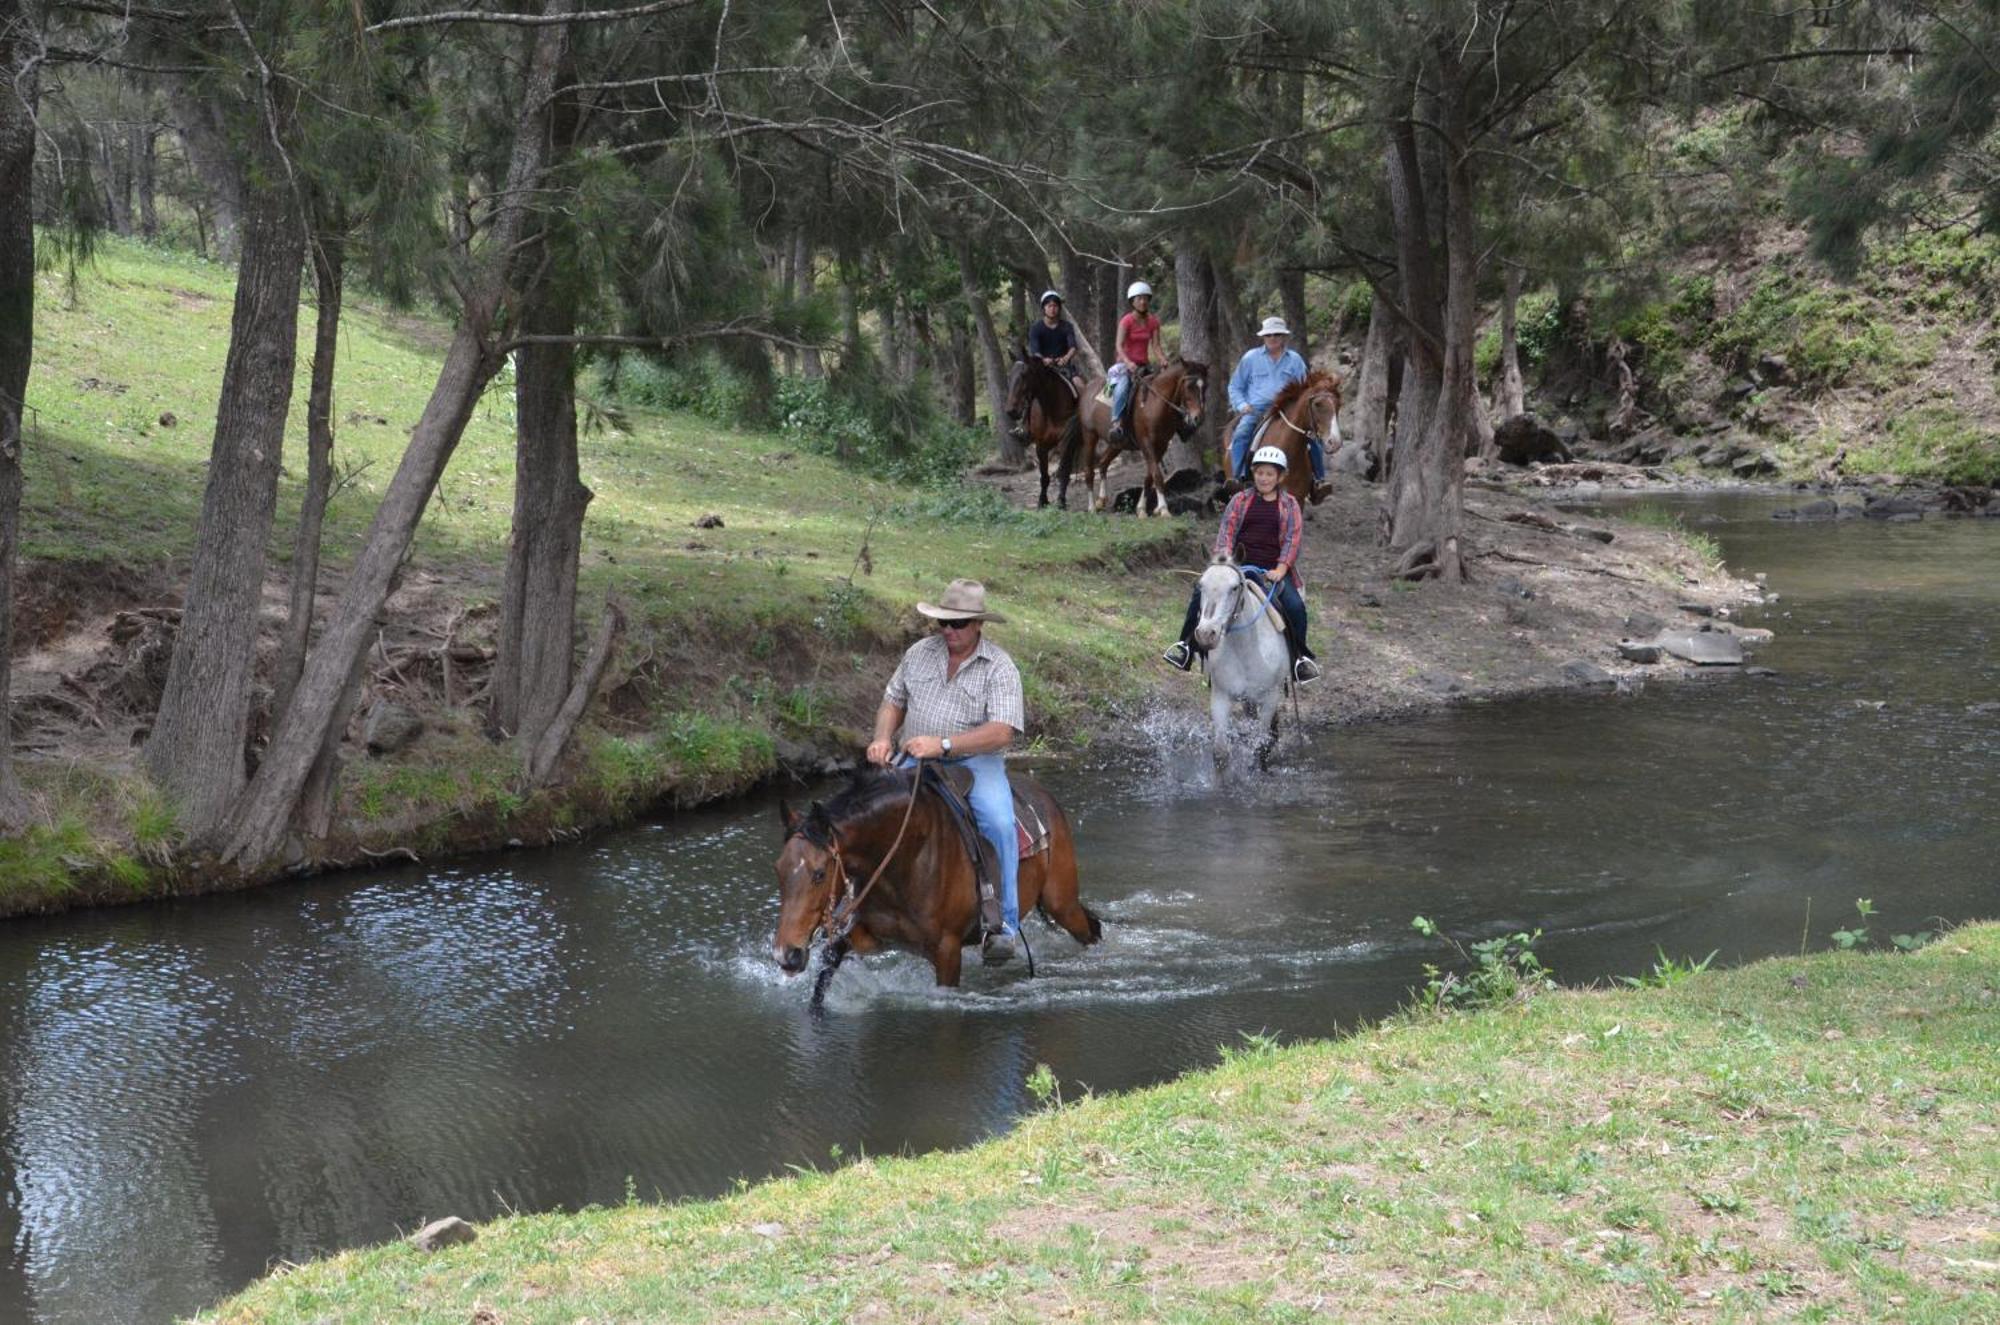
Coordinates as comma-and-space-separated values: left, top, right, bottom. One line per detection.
1267, 369, 1341, 418
801, 766, 919, 844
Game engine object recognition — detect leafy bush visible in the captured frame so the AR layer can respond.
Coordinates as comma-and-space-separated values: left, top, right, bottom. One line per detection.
1409, 916, 1556, 1012
773, 368, 984, 488
1476, 290, 1560, 381
608, 350, 762, 422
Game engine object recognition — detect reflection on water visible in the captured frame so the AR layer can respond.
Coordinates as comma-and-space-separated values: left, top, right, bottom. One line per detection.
2, 494, 1996, 1324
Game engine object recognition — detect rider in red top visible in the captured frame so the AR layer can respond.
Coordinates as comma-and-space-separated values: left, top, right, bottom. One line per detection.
1108, 281, 1161, 444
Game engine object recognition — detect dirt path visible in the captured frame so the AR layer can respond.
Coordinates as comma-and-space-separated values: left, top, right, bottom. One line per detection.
977, 452, 1763, 724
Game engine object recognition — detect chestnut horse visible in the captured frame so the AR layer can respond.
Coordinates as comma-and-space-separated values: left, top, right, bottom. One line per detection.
773, 765, 1101, 994
1253, 370, 1343, 506
1004, 352, 1083, 508
1059, 359, 1208, 518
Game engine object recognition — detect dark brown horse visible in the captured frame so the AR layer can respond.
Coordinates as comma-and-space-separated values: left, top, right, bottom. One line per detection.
1060, 359, 1208, 518
1004, 351, 1083, 508
773, 766, 1101, 993
1253, 370, 1343, 506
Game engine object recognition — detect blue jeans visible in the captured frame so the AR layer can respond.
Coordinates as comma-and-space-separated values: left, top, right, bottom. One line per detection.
900, 752, 1018, 932
1109, 367, 1133, 430
1230, 413, 1327, 482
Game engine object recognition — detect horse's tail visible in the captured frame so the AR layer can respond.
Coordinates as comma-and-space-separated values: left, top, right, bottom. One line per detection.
1055, 411, 1085, 483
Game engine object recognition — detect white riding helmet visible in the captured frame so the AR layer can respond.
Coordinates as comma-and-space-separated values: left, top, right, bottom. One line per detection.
1039, 289, 1064, 307
1126, 280, 1153, 301
1250, 445, 1289, 471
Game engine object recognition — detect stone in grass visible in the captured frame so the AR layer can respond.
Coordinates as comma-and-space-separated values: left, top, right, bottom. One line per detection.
693, 512, 726, 529
411, 1216, 477, 1252
363, 701, 424, 756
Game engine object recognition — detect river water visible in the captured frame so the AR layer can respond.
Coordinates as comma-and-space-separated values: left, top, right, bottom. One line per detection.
2, 494, 1995, 1324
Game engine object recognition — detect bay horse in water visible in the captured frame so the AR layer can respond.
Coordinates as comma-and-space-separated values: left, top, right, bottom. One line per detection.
1251, 370, 1343, 506
1059, 359, 1208, 517
1003, 351, 1083, 508
773, 765, 1101, 994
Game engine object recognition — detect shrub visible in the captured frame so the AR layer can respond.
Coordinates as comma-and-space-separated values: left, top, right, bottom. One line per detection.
1409, 916, 1556, 1012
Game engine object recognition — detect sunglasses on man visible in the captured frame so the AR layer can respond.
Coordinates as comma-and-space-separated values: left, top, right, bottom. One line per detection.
937, 619, 976, 631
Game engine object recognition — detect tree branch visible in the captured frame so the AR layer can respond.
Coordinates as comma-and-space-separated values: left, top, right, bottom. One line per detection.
364, 0, 698, 34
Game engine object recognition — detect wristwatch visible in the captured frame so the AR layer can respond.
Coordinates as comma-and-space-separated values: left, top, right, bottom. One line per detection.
941, 737, 953, 756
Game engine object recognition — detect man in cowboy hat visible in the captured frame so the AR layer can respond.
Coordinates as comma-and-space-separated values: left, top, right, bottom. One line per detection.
866, 578, 1026, 964
1226, 315, 1315, 490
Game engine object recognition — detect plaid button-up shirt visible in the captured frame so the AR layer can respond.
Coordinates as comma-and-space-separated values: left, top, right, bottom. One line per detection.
884, 635, 1026, 739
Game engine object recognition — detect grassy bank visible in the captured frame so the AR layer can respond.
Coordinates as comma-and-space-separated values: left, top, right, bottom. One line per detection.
8, 237, 1192, 912
199, 924, 2000, 1323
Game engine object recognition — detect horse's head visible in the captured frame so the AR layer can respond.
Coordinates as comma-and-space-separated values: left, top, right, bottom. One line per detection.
1309, 374, 1343, 449
773, 799, 846, 975
1170, 360, 1209, 438
1192, 556, 1245, 652
1003, 354, 1030, 425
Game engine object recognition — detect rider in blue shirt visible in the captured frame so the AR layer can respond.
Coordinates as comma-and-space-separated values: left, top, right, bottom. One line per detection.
1227, 316, 1311, 483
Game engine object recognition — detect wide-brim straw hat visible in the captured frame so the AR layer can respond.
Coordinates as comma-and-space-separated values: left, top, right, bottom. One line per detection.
916, 578, 1008, 623
1258, 315, 1291, 337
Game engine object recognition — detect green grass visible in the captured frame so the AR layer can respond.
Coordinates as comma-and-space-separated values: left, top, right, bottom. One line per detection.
1623, 505, 1726, 568
197, 923, 2000, 1324
1844, 407, 2000, 487
10, 235, 1195, 906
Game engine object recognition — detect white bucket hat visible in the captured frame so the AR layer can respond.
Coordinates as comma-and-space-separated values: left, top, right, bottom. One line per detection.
916, 578, 1008, 623
1258, 316, 1291, 337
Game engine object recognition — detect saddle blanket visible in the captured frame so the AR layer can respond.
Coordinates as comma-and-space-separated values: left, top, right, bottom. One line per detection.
939, 765, 1052, 860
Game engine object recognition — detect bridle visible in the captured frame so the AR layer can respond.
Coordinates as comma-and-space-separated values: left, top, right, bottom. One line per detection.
797, 759, 927, 946
1268, 388, 1338, 447
1202, 562, 1279, 638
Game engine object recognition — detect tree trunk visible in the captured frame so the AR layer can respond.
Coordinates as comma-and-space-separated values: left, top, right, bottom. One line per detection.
1496, 265, 1526, 418
491, 290, 592, 752
1008, 276, 1030, 346
271, 234, 343, 731
99, 122, 133, 235
168, 85, 244, 260
792, 228, 822, 378
524, 601, 623, 787
1279, 268, 1310, 365
134, 123, 158, 239
219, 1, 577, 871
1096, 260, 1120, 361
948, 314, 975, 425
1210, 255, 1250, 350
0, 0, 36, 828
1348, 287, 1393, 468
145, 141, 305, 839
1383, 61, 1473, 583
958, 236, 1021, 467
838, 279, 862, 365
1060, 244, 1094, 357
1170, 244, 1218, 473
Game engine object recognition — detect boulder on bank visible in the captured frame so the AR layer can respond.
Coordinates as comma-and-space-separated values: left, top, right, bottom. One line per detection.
1560, 659, 1615, 688
1863, 494, 1928, 520
363, 701, 424, 756
1731, 449, 1781, 478
1617, 639, 1663, 663
412, 1217, 477, 1252
1493, 413, 1571, 466
1655, 630, 1745, 666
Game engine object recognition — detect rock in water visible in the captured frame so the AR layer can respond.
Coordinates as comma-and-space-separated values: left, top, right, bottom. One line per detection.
363, 701, 424, 756
412, 1217, 477, 1252
1560, 660, 1615, 687
1656, 630, 1744, 666
1774, 497, 1839, 520
1493, 413, 1569, 466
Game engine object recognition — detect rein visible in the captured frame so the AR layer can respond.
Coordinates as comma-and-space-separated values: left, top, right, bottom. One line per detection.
1267, 390, 1337, 440
1206, 563, 1281, 636
820, 757, 928, 942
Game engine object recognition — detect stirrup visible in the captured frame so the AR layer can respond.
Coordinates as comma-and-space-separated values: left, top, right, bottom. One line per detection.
981, 929, 1017, 965
1162, 640, 1194, 671
1293, 656, 1322, 685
